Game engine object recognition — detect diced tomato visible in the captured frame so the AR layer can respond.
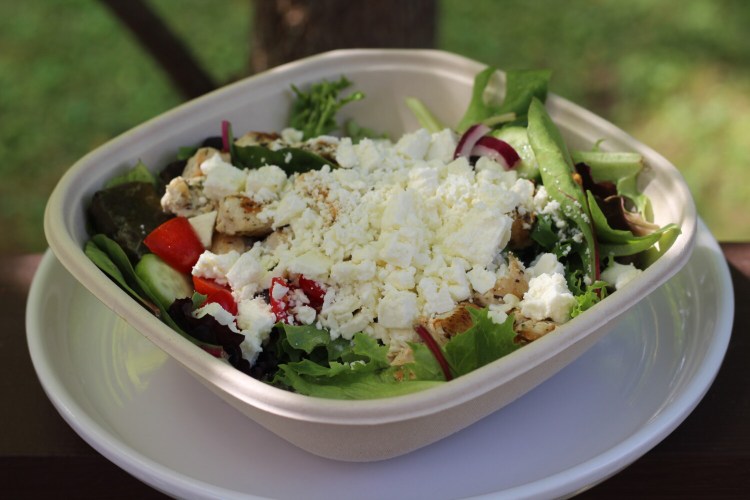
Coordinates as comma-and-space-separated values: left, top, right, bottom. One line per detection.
206, 288, 238, 316
269, 277, 292, 323
298, 275, 326, 310
193, 276, 230, 296
192, 276, 238, 315
144, 217, 204, 274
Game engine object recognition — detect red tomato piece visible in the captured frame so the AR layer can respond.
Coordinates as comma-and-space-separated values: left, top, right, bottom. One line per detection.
269, 277, 292, 323
298, 275, 326, 310
193, 276, 238, 315
143, 217, 205, 274
205, 288, 238, 316
193, 276, 230, 296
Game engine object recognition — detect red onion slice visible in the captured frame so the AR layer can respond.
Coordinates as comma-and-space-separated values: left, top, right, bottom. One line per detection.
454, 123, 491, 159
221, 120, 231, 153
471, 136, 521, 169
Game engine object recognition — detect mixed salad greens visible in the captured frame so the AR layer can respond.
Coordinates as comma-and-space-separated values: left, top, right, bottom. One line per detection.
85, 68, 679, 399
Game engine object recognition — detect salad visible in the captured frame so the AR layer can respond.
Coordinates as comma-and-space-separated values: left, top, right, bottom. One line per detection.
85, 69, 679, 399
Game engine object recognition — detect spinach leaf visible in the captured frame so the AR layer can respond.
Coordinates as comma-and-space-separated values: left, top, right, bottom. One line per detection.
233, 145, 333, 174
86, 234, 206, 345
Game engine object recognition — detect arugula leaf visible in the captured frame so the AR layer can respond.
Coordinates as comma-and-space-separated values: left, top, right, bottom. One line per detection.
289, 76, 365, 139
457, 67, 551, 132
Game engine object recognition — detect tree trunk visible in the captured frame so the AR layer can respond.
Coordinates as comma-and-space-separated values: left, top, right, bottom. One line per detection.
251, 0, 437, 72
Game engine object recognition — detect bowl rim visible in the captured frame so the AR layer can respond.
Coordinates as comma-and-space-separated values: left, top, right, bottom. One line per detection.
43, 48, 697, 425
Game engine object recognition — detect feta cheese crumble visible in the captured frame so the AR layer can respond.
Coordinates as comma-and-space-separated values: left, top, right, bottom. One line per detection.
170, 127, 578, 362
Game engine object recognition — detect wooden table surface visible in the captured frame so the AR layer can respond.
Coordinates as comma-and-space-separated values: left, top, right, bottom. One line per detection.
2, 245, 749, 499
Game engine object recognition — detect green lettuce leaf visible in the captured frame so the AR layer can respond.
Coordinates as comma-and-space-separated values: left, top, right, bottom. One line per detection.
443, 309, 520, 377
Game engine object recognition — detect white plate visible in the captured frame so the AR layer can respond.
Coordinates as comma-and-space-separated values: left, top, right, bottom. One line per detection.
26, 220, 732, 499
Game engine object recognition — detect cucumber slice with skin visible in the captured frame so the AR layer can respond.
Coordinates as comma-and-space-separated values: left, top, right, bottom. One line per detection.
135, 253, 192, 310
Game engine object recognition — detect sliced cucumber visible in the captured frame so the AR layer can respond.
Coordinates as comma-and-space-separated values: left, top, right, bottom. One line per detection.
491, 126, 540, 180
135, 253, 192, 309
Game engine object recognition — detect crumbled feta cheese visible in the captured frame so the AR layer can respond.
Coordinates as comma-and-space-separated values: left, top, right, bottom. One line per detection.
521, 273, 575, 323
226, 248, 265, 299
527, 253, 564, 278
396, 128, 431, 160
236, 297, 276, 364
192, 250, 240, 285
426, 129, 457, 163
377, 288, 419, 328
280, 128, 304, 144
602, 261, 642, 289
467, 266, 497, 294
200, 153, 247, 200
171, 125, 565, 346
245, 165, 287, 203
193, 302, 240, 332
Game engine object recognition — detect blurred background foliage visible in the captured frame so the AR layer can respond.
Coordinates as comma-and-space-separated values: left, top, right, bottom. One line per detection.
1, 0, 748, 254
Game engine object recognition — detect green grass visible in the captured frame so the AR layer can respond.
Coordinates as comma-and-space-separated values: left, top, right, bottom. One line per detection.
2, 0, 748, 254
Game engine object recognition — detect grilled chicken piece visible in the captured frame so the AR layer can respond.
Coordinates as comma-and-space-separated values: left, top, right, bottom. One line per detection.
235, 131, 281, 148
210, 233, 248, 254
474, 254, 529, 307
514, 316, 556, 342
263, 230, 290, 251
508, 210, 536, 250
495, 255, 530, 297
419, 303, 480, 345
215, 195, 273, 237
161, 176, 216, 218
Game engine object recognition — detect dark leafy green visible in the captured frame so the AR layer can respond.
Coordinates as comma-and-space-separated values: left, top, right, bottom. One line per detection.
233, 145, 334, 174
88, 181, 172, 261
85, 234, 223, 353
572, 150, 651, 217
587, 191, 680, 258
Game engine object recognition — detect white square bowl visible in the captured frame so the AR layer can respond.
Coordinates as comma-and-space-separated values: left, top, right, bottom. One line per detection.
44, 49, 697, 461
